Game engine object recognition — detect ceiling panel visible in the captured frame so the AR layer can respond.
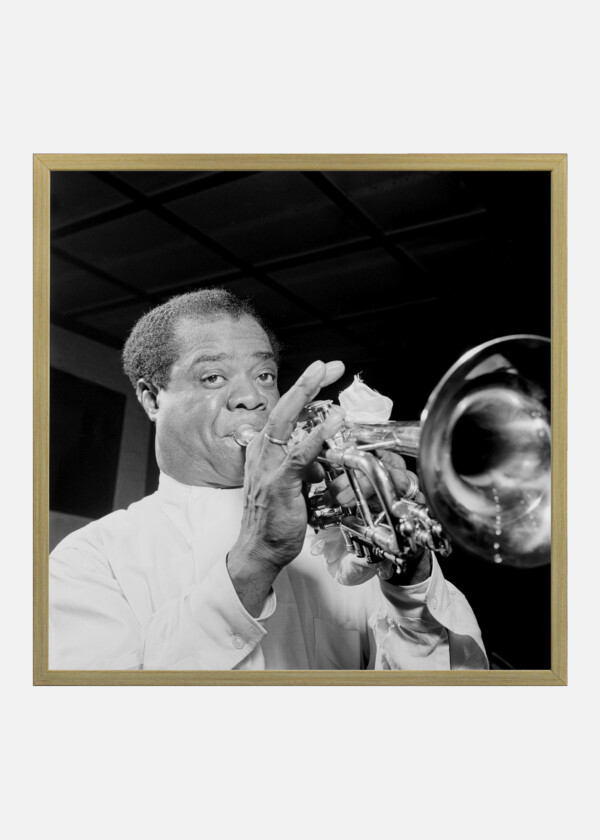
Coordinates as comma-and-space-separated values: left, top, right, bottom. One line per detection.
100, 239, 236, 295
56, 209, 234, 284
167, 172, 365, 263
271, 249, 438, 319
206, 276, 317, 329
51, 253, 133, 313
114, 172, 216, 195
276, 323, 374, 367
51, 172, 130, 230
325, 172, 479, 234
49, 169, 551, 377
401, 234, 488, 273
77, 300, 154, 341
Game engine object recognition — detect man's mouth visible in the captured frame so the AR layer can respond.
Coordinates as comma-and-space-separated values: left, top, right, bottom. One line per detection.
227, 420, 267, 437
228, 423, 265, 447
219, 420, 261, 441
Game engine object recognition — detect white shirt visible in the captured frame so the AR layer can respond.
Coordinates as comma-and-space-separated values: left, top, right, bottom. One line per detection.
49, 473, 488, 670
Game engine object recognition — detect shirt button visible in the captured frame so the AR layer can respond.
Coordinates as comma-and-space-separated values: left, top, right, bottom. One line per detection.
430, 596, 438, 610
232, 634, 245, 649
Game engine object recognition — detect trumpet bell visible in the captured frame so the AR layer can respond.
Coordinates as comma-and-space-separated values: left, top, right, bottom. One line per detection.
419, 335, 551, 568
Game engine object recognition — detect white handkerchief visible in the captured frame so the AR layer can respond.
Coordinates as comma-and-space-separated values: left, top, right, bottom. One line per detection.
338, 375, 393, 422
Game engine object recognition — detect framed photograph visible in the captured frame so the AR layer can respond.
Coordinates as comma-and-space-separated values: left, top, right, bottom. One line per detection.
33, 154, 567, 685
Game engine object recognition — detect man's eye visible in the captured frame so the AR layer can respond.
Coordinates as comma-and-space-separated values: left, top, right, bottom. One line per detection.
257, 372, 277, 385
201, 374, 226, 386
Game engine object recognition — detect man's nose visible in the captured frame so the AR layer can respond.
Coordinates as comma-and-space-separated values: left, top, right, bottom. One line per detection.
227, 378, 267, 411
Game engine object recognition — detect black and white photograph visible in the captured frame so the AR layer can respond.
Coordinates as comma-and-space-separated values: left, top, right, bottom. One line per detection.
41, 160, 560, 679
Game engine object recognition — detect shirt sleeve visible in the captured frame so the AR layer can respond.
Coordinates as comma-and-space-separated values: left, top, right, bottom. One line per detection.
374, 555, 488, 670
318, 529, 487, 670
50, 539, 276, 671
142, 560, 276, 670
50, 544, 143, 670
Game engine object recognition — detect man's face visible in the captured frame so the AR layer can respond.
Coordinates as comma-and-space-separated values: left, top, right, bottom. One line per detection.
151, 315, 280, 487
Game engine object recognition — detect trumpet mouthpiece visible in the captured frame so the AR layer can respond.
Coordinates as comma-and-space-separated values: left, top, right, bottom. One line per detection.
233, 424, 258, 447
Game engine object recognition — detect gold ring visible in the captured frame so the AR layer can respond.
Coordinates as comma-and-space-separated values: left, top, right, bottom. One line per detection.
403, 474, 420, 501
264, 432, 289, 447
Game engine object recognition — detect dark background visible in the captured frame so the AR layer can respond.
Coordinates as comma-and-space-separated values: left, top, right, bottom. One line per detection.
50, 169, 551, 669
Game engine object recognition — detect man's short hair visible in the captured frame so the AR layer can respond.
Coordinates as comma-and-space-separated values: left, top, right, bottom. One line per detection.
122, 288, 281, 390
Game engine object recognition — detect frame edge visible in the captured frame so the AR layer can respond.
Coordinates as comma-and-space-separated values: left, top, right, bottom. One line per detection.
33, 153, 567, 686
550, 155, 568, 685
33, 155, 50, 685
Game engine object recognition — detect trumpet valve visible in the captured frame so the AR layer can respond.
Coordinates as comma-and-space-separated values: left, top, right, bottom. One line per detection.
364, 524, 399, 555
398, 520, 414, 538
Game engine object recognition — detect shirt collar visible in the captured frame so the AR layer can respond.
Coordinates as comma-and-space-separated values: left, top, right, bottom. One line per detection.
158, 471, 243, 501
157, 472, 244, 544
159, 471, 207, 503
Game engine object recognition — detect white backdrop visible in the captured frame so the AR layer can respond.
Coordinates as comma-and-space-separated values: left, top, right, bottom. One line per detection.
2, 2, 597, 838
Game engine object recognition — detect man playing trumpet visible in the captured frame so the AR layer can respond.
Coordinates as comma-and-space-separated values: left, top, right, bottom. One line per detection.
50, 289, 487, 670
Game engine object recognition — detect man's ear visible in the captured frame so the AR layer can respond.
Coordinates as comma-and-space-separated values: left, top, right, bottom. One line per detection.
136, 378, 160, 421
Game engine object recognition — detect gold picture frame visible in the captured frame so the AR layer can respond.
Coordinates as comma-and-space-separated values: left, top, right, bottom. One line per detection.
33, 154, 567, 685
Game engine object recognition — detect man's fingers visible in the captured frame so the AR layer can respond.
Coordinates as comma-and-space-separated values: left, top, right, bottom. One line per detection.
324, 472, 369, 507
264, 360, 345, 441
301, 461, 325, 484
377, 449, 407, 471
320, 360, 346, 389
388, 468, 426, 505
284, 405, 345, 472
324, 483, 356, 508
323, 464, 426, 508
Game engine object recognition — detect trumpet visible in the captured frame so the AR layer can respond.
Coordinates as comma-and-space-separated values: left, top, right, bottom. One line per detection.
237, 335, 551, 573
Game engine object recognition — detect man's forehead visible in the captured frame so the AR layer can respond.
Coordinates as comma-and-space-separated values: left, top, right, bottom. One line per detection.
174, 314, 273, 356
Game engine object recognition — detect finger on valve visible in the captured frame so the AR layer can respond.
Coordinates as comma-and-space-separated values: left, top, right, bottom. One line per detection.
263, 360, 345, 443
285, 408, 345, 473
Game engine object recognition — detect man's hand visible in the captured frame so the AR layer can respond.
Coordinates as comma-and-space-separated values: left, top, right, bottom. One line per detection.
324, 449, 426, 508
227, 360, 345, 615
323, 449, 432, 586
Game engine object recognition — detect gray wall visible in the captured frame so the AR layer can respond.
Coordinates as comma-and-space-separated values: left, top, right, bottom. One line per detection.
50, 325, 151, 551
